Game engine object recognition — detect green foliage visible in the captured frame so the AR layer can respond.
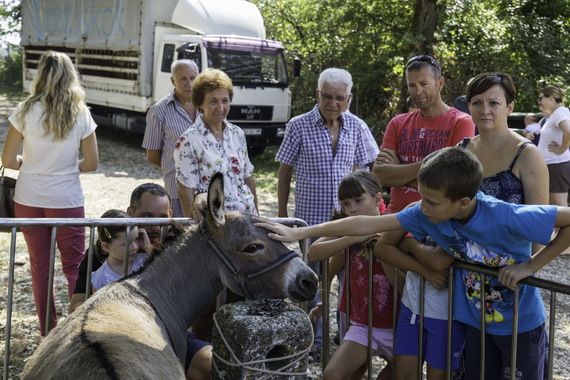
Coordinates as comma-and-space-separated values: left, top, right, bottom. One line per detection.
254, 0, 570, 135
0, 46, 22, 92
251, 146, 280, 193
0, 0, 21, 38
255, 0, 416, 135
437, 0, 570, 111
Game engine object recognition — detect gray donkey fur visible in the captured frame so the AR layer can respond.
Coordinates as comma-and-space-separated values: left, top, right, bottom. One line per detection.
22, 173, 318, 380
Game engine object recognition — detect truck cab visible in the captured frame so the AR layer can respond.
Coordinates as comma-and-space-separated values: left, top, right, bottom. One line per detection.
155, 33, 291, 152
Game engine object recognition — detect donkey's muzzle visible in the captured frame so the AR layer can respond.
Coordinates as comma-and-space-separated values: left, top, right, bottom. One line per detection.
288, 270, 318, 302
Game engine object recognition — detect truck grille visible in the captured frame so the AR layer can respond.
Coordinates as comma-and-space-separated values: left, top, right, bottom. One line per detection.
228, 105, 273, 121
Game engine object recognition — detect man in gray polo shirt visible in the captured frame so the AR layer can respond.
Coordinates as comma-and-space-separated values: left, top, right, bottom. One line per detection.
142, 59, 199, 216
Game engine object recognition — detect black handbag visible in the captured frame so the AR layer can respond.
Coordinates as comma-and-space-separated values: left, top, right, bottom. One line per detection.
0, 165, 17, 227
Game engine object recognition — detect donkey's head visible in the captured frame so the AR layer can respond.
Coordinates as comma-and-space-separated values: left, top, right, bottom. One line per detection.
205, 173, 317, 302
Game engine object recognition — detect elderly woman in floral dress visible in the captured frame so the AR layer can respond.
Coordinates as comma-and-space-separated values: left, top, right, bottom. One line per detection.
174, 69, 258, 220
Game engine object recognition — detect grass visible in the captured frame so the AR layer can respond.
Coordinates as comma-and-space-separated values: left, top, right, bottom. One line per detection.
251, 146, 280, 194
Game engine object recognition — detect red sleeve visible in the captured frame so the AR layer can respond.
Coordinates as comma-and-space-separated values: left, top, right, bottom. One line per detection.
449, 113, 476, 145
381, 116, 401, 151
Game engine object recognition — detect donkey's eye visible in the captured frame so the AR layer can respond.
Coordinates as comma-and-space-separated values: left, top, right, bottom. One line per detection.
243, 243, 264, 253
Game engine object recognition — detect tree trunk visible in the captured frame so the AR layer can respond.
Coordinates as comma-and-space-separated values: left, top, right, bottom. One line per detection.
410, 0, 438, 55
397, 0, 440, 113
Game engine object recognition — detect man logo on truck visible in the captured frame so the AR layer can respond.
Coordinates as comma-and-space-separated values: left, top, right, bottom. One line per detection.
242, 107, 261, 120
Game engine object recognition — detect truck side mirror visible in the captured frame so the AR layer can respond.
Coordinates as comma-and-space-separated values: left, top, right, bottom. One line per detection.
177, 43, 199, 54
292, 57, 301, 78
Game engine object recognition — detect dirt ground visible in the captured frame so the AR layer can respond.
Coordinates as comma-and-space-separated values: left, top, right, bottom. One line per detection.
0, 94, 318, 378
1, 94, 570, 379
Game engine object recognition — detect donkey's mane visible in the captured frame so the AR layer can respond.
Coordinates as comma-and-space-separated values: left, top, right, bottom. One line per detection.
118, 223, 202, 282
78, 300, 120, 379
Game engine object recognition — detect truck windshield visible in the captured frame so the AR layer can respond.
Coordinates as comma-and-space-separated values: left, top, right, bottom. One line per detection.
207, 48, 288, 88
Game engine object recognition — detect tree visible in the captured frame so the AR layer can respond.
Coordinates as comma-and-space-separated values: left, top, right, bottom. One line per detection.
0, 0, 22, 92
256, 0, 569, 133
255, 0, 417, 134
0, 0, 21, 44
437, 0, 570, 110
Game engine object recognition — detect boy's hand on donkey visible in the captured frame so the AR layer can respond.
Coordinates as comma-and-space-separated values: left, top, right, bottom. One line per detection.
255, 220, 303, 243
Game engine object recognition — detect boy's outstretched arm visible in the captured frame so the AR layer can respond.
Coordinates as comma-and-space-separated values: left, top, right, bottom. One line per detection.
499, 207, 570, 289
255, 214, 401, 243
375, 230, 450, 290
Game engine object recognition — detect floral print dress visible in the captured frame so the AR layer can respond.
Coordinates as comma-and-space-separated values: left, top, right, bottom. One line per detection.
174, 115, 257, 214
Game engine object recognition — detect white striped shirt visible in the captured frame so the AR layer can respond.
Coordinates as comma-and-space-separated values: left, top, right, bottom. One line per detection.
142, 91, 194, 200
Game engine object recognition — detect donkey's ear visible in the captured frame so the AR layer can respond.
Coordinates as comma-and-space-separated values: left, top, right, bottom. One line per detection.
207, 173, 225, 227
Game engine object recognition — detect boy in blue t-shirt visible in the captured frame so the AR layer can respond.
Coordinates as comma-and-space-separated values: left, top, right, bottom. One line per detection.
257, 147, 570, 380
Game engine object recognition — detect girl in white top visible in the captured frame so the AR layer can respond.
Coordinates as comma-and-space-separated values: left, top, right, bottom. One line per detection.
91, 210, 152, 292
537, 85, 570, 206
1, 51, 99, 336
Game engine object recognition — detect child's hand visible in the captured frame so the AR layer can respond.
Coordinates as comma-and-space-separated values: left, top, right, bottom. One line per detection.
497, 262, 534, 290
137, 228, 153, 255
254, 219, 304, 243
308, 302, 323, 321
352, 233, 381, 245
424, 268, 449, 290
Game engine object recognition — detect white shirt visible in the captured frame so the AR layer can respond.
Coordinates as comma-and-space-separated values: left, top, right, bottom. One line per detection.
537, 106, 570, 164
8, 102, 97, 208
401, 271, 450, 320
91, 253, 148, 290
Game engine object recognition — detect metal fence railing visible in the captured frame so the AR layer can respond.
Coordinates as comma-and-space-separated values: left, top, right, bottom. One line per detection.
317, 246, 570, 380
0, 217, 311, 380
2, 216, 570, 380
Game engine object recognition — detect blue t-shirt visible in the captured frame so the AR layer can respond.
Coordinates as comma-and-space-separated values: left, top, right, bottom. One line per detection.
397, 192, 556, 335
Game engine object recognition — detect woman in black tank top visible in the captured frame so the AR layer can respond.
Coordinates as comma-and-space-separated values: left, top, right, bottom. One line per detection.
460, 73, 548, 207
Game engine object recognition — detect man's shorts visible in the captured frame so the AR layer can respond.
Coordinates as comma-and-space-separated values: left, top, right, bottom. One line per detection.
344, 322, 393, 359
394, 304, 465, 370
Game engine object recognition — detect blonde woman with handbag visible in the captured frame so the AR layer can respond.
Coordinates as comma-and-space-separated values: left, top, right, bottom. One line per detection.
1, 51, 99, 336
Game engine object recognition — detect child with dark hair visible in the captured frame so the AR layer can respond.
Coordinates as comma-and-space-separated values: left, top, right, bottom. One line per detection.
259, 147, 570, 380
307, 171, 396, 380
91, 209, 152, 291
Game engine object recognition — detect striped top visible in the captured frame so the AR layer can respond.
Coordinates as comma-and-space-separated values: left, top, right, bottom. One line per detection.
142, 91, 194, 200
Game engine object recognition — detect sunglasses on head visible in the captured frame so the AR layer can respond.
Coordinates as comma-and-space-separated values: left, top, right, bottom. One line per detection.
406, 55, 438, 69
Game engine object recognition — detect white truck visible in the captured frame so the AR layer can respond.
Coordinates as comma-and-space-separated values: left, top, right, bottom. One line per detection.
20, 0, 297, 154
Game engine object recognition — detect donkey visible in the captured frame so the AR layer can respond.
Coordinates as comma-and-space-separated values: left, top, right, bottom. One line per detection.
22, 173, 318, 380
